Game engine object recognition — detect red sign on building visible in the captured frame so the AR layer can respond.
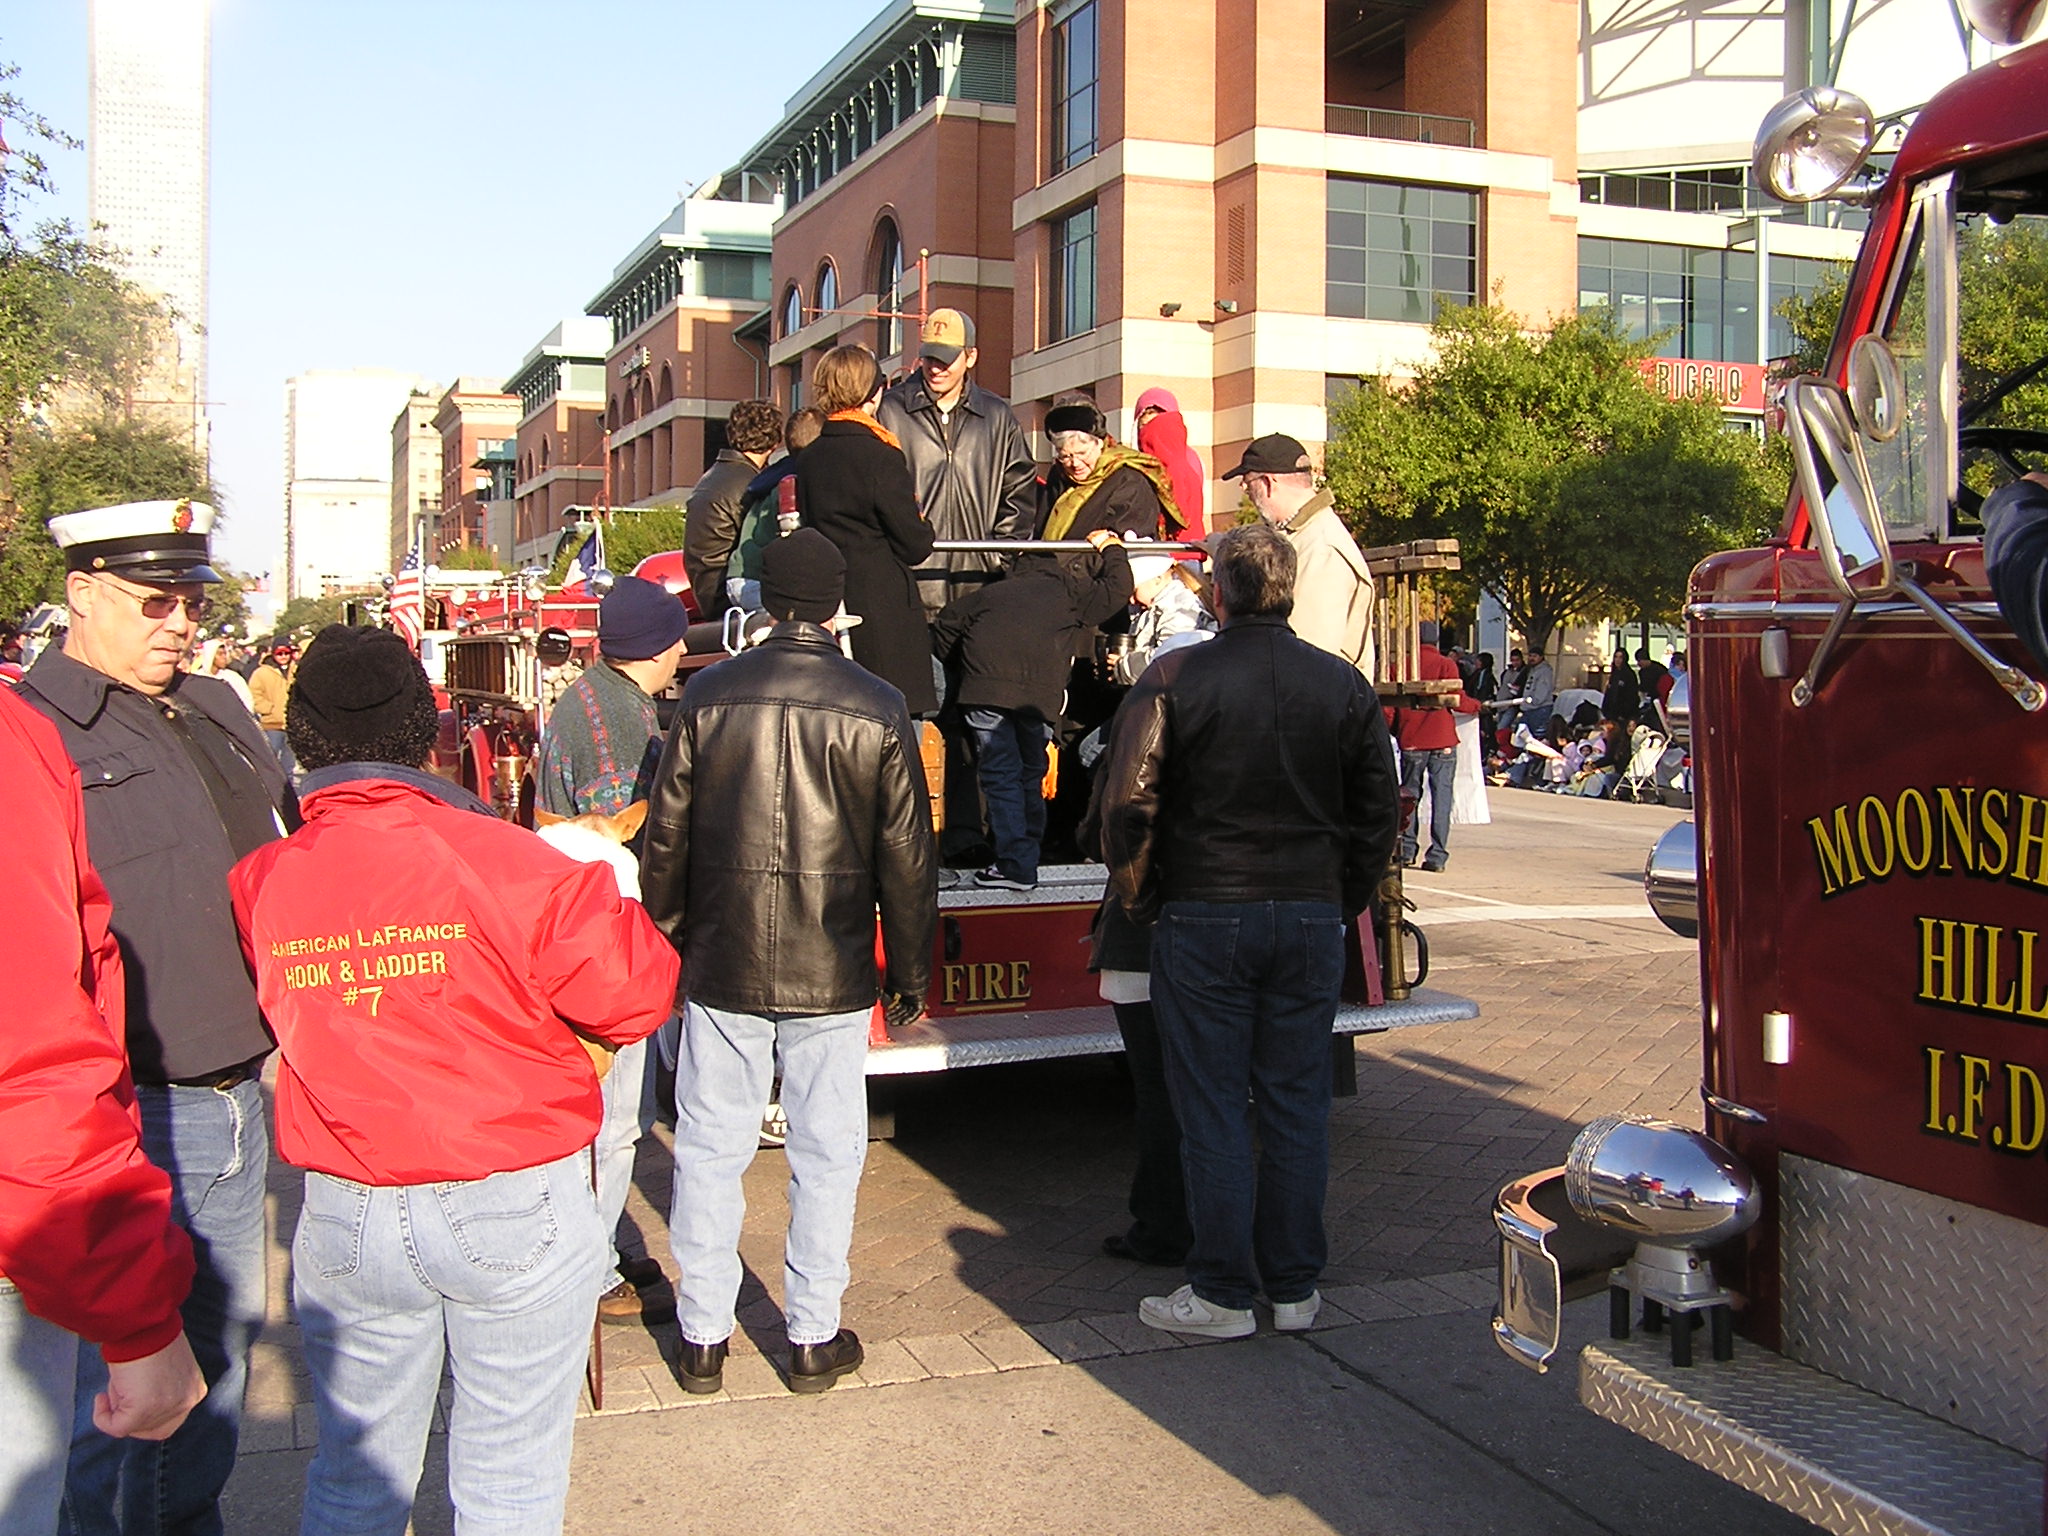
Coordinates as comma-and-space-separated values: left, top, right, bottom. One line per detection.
1635, 357, 1770, 411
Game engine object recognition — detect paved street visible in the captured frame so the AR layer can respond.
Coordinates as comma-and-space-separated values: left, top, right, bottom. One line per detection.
223, 789, 1820, 1534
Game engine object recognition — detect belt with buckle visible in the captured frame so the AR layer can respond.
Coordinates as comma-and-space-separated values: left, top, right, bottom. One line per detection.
165, 1056, 264, 1092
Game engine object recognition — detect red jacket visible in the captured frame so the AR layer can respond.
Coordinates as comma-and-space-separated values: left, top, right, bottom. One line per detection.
230, 770, 677, 1185
1390, 646, 1481, 752
0, 689, 193, 1361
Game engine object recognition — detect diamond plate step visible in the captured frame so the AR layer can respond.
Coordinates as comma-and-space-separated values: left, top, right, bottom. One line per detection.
1581, 1336, 2042, 1536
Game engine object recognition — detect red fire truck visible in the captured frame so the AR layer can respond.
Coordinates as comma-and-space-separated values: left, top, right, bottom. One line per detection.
1493, 13, 2048, 1533
423, 533, 1478, 1117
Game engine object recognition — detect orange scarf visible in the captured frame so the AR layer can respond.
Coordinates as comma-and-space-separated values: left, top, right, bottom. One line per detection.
829, 409, 902, 451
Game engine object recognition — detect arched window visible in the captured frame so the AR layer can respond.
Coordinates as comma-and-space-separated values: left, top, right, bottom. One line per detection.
540, 435, 550, 469
874, 219, 905, 359
607, 394, 619, 431
657, 363, 674, 405
816, 261, 838, 318
781, 285, 803, 338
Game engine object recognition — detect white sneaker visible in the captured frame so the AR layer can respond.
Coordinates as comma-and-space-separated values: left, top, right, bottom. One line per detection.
1271, 1291, 1322, 1332
1139, 1284, 1255, 1338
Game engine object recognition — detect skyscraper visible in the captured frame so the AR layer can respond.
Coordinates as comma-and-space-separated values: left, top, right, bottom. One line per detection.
88, 0, 211, 458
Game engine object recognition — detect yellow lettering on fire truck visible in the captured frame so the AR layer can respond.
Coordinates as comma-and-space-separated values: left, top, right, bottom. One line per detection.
1810, 783, 2048, 896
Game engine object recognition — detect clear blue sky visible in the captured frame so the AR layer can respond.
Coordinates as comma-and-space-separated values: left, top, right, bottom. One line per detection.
5, 0, 857, 580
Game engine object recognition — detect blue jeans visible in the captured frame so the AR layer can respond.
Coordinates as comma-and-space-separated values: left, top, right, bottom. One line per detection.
595, 1037, 654, 1269
1398, 746, 1457, 867
65, 1079, 268, 1536
669, 1003, 870, 1348
2, 1282, 78, 1536
293, 1151, 608, 1536
263, 729, 295, 782
1150, 901, 1344, 1311
965, 707, 1049, 884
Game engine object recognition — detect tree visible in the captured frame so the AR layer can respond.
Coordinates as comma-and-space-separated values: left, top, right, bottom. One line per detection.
1323, 304, 1781, 656
0, 65, 184, 579
1784, 217, 2048, 437
1, 416, 216, 620
547, 506, 689, 585
273, 595, 348, 639
436, 543, 500, 572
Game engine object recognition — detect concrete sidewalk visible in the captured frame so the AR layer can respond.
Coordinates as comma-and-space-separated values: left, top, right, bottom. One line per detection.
222, 794, 1816, 1533
226, 1294, 1812, 1536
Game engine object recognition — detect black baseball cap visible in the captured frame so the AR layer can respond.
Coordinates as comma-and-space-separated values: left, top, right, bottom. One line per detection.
1220, 434, 1313, 480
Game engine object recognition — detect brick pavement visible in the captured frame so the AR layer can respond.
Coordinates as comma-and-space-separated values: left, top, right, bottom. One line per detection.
240, 936, 1704, 1444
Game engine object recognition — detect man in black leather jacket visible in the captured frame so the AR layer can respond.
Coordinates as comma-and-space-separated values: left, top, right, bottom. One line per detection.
640, 530, 935, 1396
1102, 522, 1398, 1341
876, 308, 1038, 622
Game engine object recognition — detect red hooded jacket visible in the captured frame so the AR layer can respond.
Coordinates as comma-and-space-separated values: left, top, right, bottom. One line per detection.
230, 770, 676, 1185
0, 689, 193, 1362
1134, 388, 1208, 540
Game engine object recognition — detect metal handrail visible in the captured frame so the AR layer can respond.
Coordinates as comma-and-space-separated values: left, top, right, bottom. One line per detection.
925, 539, 1208, 556
1323, 104, 1475, 148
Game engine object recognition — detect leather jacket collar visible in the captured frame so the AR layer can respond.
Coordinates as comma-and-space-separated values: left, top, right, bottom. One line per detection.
896, 375, 990, 420
760, 619, 843, 652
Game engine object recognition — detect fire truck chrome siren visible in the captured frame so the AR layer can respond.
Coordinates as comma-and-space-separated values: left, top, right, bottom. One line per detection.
1563, 1115, 1761, 1248
1751, 85, 1877, 205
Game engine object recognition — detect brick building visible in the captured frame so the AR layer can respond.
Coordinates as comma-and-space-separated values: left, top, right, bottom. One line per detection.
389, 388, 443, 567
732, 0, 1021, 404
504, 317, 610, 567
586, 190, 778, 510
432, 377, 521, 561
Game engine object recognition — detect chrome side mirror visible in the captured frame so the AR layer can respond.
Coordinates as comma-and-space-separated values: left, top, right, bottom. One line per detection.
1785, 376, 1896, 600
1845, 334, 1905, 443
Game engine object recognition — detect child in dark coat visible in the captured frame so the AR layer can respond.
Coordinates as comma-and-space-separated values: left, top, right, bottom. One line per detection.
931, 531, 1132, 889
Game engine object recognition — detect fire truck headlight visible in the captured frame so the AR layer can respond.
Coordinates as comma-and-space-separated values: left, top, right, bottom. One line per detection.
1564, 1115, 1761, 1247
590, 567, 617, 597
1753, 86, 1876, 204
1961, 0, 2047, 45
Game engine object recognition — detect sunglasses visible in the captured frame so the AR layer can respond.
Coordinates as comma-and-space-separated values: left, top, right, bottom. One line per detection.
98, 578, 205, 622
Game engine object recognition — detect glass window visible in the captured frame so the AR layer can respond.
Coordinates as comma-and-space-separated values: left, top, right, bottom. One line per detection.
875, 220, 905, 359
1327, 178, 1477, 323
816, 262, 838, 315
1577, 236, 1842, 362
781, 286, 803, 338
701, 252, 769, 302
1050, 203, 1098, 342
1052, 2, 1098, 173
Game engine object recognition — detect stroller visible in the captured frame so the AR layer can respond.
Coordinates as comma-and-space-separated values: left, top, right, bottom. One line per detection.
1610, 722, 1669, 803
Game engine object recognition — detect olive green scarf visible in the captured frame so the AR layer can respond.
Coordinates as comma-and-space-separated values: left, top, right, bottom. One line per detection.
1043, 441, 1184, 541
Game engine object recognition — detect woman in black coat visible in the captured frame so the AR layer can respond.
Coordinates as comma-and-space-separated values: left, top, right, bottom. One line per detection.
1600, 648, 1640, 727
795, 345, 938, 714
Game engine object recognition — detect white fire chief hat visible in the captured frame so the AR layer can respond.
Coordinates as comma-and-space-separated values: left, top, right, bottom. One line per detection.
49, 499, 223, 585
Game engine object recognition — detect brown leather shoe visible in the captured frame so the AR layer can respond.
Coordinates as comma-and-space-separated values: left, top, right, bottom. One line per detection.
597, 1278, 676, 1327
788, 1329, 863, 1393
678, 1338, 727, 1394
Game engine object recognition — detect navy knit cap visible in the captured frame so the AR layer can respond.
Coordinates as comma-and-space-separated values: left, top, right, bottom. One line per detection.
598, 576, 690, 660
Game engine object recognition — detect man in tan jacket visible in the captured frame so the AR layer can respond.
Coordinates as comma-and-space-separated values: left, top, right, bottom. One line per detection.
247, 640, 296, 775
1226, 435, 1375, 681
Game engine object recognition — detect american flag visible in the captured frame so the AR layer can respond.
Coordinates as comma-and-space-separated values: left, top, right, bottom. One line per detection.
389, 548, 424, 649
